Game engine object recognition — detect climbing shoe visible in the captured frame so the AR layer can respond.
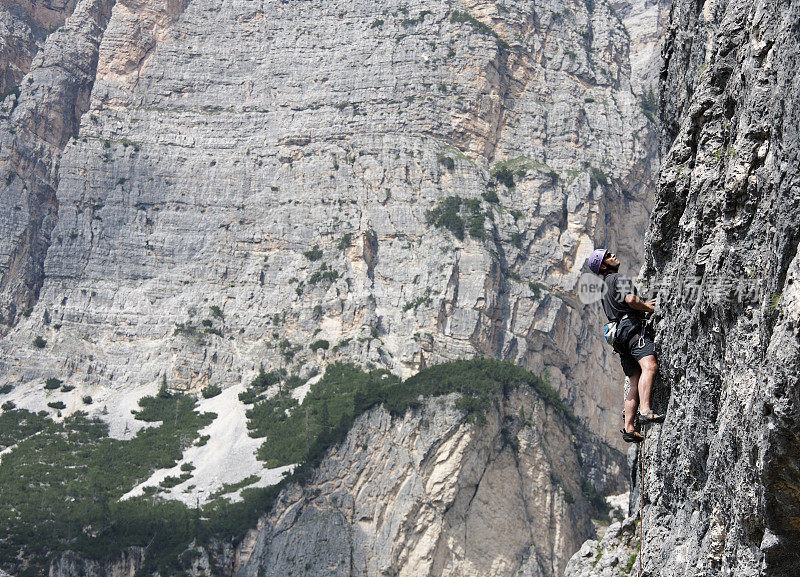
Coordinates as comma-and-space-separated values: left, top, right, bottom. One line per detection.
621, 429, 645, 443
638, 409, 665, 425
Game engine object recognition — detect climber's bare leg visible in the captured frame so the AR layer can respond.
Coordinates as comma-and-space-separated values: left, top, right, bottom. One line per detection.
625, 371, 641, 433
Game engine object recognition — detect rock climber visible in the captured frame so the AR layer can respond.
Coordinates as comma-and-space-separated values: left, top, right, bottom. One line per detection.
588, 248, 664, 443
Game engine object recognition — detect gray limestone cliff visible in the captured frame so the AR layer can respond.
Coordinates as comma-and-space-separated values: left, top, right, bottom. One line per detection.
234, 388, 624, 577
566, 0, 800, 576
0, 0, 670, 576
0, 0, 112, 330
640, 0, 800, 574
0, 0, 659, 449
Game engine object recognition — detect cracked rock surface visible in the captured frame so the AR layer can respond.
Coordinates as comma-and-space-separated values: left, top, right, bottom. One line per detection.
595, 0, 800, 575
0, 0, 659, 449
236, 389, 625, 577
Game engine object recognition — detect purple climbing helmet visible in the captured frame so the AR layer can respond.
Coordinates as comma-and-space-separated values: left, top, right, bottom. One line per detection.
587, 248, 608, 275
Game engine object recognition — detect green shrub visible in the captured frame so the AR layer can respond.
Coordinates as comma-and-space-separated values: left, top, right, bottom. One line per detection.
209, 305, 224, 319
44, 378, 62, 390
47, 401, 66, 410
624, 553, 637, 574
639, 86, 657, 121
426, 196, 465, 240
309, 339, 330, 352
157, 377, 172, 399
403, 295, 433, 312
425, 196, 488, 241
308, 265, 339, 285
437, 153, 455, 170
491, 165, 515, 188
0, 384, 13, 395
529, 282, 546, 298
120, 138, 140, 151
463, 198, 485, 239
481, 189, 500, 204
450, 11, 509, 51
173, 322, 197, 337
303, 245, 323, 261
338, 233, 352, 250
210, 474, 259, 499
1, 401, 15, 411
201, 384, 222, 399
332, 338, 351, 352
160, 474, 191, 489
60, 385, 75, 392
239, 367, 280, 404
589, 167, 609, 187
82, 396, 93, 405
180, 463, 195, 472
490, 157, 557, 189
32, 336, 47, 349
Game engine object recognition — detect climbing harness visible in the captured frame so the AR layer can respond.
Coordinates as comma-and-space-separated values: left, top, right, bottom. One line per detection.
604, 313, 647, 350
637, 321, 646, 350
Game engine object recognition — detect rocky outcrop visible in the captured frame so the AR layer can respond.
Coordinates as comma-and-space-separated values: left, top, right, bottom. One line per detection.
0, 1, 667, 574
0, 0, 113, 332
563, 517, 639, 577
0, 0, 78, 95
49, 549, 144, 577
614, 0, 800, 575
237, 388, 625, 577
0, 0, 660, 452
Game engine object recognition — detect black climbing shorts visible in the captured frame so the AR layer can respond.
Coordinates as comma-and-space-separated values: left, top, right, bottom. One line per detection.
615, 320, 656, 377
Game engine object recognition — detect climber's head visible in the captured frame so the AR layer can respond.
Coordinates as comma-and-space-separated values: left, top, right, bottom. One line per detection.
588, 248, 619, 276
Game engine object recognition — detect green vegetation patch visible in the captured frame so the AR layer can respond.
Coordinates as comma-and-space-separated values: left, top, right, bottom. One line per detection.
1, 359, 572, 576
239, 367, 281, 404
490, 156, 559, 189
437, 153, 455, 171
44, 378, 63, 390
450, 11, 511, 51
309, 339, 330, 352
0, 392, 216, 576
303, 245, 323, 261
425, 195, 490, 241
308, 264, 340, 285
201, 384, 222, 399
246, 358, 571, 478
639, 86, 657, 122
589, 166, 609, 187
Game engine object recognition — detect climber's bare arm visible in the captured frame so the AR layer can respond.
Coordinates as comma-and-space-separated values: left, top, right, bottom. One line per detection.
624, 293, 656, 313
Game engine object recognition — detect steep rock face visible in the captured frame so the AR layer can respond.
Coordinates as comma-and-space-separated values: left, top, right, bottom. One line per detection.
0, 0, 658, 449
611, 0, 671, 96
0, 0, 113, 331
630, 0, 800, 575
237, 389, 625, 577
0, 0, 78, 95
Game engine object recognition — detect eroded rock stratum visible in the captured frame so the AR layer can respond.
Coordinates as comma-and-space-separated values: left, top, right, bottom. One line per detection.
566, 0, 800, 575
0, 0, 661, 448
